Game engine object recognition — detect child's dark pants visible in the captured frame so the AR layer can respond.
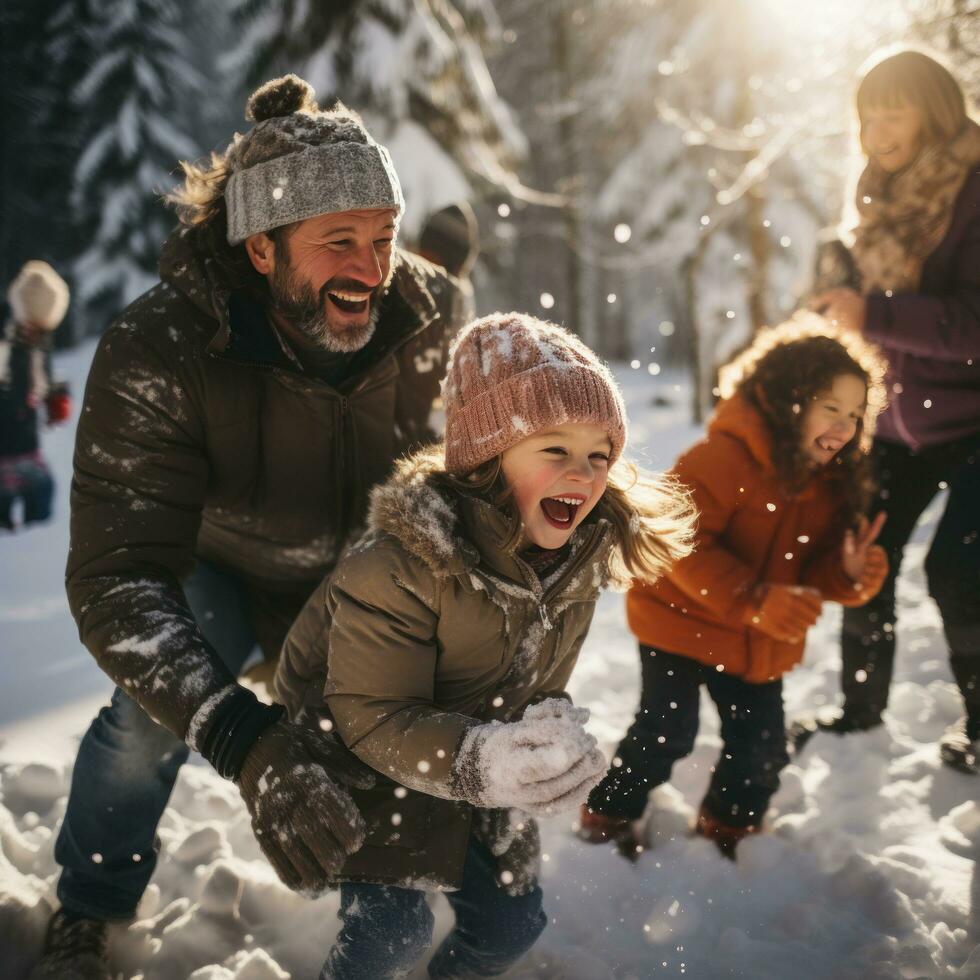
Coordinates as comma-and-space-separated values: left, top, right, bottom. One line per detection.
321, 837, 547, 980
588, 645, 790, 827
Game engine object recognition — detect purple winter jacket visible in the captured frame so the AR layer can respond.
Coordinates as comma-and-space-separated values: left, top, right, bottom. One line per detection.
864, 168, 980, 449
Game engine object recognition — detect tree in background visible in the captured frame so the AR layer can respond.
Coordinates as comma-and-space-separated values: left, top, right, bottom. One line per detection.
0, 0, 93, 344
491, 0, 979, 417
478, 0, 638, 349
68, 0, 203, 333
589, 0, 836, 418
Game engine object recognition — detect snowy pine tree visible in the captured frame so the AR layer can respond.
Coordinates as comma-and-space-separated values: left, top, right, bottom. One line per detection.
70, 0, 203, 332
0, 0, 92, 339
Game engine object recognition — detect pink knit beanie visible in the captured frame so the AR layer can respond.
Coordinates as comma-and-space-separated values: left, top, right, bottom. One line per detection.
442, 312, 627, 474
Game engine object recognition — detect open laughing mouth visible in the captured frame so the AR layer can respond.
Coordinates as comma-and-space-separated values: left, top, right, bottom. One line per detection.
815, 437, 844, 455
540, 495, 586, 530
326, 289, 371, 315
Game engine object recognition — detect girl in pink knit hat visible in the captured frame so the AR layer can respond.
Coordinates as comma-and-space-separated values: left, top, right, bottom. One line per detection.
275, 311, 694, 980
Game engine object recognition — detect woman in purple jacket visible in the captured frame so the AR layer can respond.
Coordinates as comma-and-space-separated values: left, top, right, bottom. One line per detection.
800, 49, 980, 771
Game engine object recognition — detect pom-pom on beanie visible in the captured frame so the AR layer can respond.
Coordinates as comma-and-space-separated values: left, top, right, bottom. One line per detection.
442, 312, 627, 473
223, 74, 404, 245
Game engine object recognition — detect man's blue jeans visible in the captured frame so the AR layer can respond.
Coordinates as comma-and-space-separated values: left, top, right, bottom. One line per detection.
54, 560, 260, 920
321, 838, 547, 980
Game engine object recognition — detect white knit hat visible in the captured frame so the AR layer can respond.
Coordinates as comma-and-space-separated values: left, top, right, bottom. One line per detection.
7, 261, 70, 331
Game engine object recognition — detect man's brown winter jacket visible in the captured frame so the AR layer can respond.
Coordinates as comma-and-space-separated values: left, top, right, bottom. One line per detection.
275, 449, 615, 889
66, 228, 466, 741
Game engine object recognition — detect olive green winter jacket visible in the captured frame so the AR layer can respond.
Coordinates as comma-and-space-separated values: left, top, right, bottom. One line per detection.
275, 448, 616, 889
66, 228, 466, 741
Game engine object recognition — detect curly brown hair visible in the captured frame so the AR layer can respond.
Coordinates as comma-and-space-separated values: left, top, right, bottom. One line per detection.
717, 313, 889, 524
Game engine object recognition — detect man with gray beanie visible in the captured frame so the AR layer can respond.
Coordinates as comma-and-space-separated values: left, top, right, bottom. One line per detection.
32, 74, 468, 979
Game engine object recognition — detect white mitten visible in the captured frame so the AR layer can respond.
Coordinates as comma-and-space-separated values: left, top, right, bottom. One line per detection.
523, 697, 590, 727
451, 714, 606, 816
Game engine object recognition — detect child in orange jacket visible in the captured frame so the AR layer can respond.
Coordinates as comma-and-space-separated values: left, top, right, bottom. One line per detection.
580, 316, 890, 858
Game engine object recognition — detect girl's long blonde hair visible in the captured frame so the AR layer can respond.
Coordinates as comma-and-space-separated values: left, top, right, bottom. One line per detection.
434, 450, 696, 589
600, 460, 696, 588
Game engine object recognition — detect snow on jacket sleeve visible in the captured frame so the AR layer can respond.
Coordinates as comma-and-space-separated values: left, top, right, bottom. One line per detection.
864, 176, 980, 363
324, 543, 481, 800
662, 437, 758, 619
66, 319, 239, 742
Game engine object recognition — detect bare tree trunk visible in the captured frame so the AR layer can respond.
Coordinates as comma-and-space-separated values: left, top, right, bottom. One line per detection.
553, 2, 584, 341
745, 187, 770, 332
612, 269, 632, 361
683, 249, 705, 425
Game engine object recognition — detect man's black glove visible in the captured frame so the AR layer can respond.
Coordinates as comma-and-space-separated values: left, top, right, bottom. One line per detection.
236, 719, 375, 894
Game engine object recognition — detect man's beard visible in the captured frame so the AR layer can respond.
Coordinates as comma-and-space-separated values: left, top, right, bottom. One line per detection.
269, 265, 383, 354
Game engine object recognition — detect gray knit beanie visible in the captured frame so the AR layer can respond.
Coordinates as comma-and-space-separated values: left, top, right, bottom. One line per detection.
442, 312, 627, 474
224, 74, 404, 245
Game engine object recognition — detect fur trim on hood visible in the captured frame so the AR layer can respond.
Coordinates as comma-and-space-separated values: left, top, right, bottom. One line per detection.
366, 447, 485, 578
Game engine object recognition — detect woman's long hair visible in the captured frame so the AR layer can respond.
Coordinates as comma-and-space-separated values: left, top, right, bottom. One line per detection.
718, 314, 888, 525
856, 47, 972, 153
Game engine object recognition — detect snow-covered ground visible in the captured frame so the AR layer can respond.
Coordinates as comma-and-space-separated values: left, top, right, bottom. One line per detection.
1, 343, 977, 980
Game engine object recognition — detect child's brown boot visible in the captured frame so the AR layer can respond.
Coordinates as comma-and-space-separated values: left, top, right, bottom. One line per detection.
693, 805, 760, 860
576, 804, 632, 844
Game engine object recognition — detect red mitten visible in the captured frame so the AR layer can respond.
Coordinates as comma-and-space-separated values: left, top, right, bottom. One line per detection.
46, 391, 72, 425
744, 584, 823, 643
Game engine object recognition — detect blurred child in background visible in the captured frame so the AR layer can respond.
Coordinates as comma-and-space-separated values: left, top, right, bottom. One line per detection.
1, 261, 72, 530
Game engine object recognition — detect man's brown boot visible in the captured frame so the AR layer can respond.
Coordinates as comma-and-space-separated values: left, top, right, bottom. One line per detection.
29, 908, 111, 980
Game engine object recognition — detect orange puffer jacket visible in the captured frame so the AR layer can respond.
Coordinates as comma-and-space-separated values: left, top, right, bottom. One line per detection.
627, 394, 885, 683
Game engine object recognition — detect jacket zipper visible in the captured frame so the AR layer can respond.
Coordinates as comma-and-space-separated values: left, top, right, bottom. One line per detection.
521, 525, 610, 630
